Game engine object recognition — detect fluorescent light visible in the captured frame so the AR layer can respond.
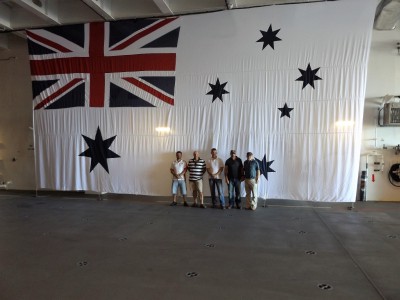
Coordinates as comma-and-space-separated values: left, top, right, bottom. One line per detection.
335, 121, 354, 127
155, 127, 170, 133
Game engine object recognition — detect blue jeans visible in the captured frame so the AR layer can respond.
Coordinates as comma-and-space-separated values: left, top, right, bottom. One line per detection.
228, 178, 241, 207
208, 178, 225, 207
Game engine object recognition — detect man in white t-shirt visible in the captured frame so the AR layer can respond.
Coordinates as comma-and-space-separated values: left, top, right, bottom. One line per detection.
206, 148, 225, 209
170, 151, 188, 206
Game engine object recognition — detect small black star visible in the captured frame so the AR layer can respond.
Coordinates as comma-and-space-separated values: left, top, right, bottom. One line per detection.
79, 127, 120, 173
256, 25, 281, 50
255, 155, 275, 180
296, 63, 322, 89
207, 78, 229, 102
278, 103, 294, 118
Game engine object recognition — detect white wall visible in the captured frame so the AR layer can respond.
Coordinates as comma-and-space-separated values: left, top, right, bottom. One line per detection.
0, 26, 399, 200
0, 34, 35, 190
363, 27, 400, 201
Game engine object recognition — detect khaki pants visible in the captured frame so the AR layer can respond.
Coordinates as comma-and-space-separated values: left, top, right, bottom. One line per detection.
245, 179, 258, 210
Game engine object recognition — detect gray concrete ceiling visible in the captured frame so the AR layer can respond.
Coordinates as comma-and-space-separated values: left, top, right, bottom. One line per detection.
0, 0, 396, 45
0, 0, 351, 32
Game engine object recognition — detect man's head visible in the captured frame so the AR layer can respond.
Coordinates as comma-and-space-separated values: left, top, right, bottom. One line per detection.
193, 151, 199, 159
230, 150, 236, 159
246, 152, 253, 160
176, 151, 182, 160
211, 148, 217, 158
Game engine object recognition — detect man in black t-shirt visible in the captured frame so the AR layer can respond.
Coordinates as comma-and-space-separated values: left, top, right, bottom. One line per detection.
224, 150, 243, 209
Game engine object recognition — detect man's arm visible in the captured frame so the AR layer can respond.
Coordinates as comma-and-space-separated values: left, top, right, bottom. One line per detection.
206, 161, 213, 176
224, 164, 229, 184
256, 169, 260, 184
170, 167, 178, 179
202, 161, 207, 175
182, 161, 188, 175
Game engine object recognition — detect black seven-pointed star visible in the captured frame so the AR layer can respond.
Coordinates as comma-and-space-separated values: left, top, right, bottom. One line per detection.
256, 24, 282, 50
79, 127, 120, 173
255, 155, 275, 180
278, 103, 294, 118
207, 78, 229, 102
296, 63, 322, 89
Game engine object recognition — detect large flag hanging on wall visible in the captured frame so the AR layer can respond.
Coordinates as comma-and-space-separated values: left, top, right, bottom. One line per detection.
28, 0, 376, 201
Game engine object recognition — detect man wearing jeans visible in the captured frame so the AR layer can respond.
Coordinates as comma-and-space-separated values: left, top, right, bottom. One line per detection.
224, 150, 243, 209
206, 148, 225, 209
170, 151, 188, 207
243, 152, 260, 210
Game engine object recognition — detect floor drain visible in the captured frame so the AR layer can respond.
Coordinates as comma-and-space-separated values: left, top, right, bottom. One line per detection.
387, 235, 397, 239
186, 272, 198, 278
204, 243, 215, 248
305, 250, 316, 255
77, 261, 88, 267
299, 231, 306, 234
318, 283, 333, 290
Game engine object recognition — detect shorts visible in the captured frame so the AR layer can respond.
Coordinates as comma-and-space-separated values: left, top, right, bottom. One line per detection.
190, 180, 203, 193
171, 180, 187, 195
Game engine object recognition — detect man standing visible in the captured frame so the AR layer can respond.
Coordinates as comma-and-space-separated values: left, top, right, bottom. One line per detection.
224, 150, 243, 209
187, 151, 207, 208
170, 151, 188, 207
243, 152, 260, 210
206, 148, 225, 209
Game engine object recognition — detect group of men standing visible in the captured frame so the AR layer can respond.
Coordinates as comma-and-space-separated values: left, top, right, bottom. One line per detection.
170, 148, 260, 210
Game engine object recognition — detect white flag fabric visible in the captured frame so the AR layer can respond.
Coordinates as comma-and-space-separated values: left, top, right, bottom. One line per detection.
29, 0, 376, 201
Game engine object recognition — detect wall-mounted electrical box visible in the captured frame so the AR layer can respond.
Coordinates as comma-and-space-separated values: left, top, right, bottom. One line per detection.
382, 103, 400, 126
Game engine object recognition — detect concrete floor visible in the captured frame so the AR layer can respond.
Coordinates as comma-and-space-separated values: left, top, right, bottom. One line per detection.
0, 191, 399, 300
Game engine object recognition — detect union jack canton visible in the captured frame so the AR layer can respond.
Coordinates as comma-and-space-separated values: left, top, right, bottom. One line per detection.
27, 18, 180, 109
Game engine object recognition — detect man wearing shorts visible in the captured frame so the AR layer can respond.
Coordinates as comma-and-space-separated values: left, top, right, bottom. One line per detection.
187, 151, 206, 208
170, 151, 188, 206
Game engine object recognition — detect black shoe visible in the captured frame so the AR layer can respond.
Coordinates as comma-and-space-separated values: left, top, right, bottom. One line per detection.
226, 206, 231, 209
236, 205, 242, 209
170, 202, 177, 206
183, 202, 189, 207
191, 203, 198, 208
200, 204, 206, 209
220, 205, 225, 210
211, 205, 217, 209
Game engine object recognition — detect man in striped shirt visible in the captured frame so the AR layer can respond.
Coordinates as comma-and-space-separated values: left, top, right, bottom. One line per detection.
187, 151, 207, 208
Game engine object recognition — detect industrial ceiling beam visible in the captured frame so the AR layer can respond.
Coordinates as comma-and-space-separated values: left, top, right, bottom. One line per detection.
12, 0, 60, 25
81, 0, 114, 21
153, 0, 174, 15
375, 0, 400, 30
